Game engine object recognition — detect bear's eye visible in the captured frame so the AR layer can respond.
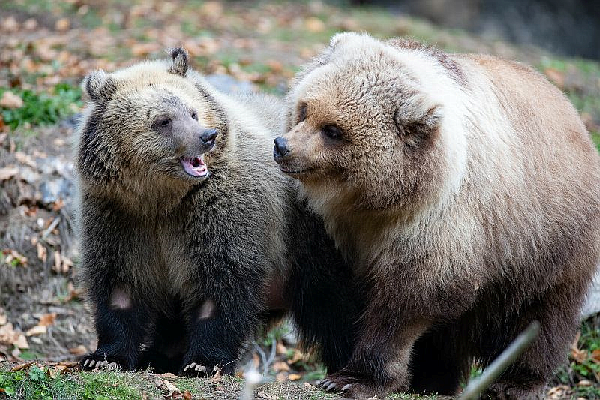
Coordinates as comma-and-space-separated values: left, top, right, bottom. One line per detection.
191, 111, 198, 121
297, 102, 307, 123
322, 124, 343, 140
158, 117, 172, 127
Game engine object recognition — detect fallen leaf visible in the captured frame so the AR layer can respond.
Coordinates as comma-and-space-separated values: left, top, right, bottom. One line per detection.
200, 2, 223, 17
11, 361, 33, 372
14, 152, 36, 168
288, 373, 301, 381
305, 17, 324, 32
68, 345, 87, 356
289, 349, 307, 364
53, 251, 63, 273
544, 68, 564, 89
276, 342, 287, 355
59, 361, 79, 368
36, 243, 47, 263
23, 19, 37, 30
61, 256, 73, 273
182, 391, 192, 400
591, 348, 600, 362
266, 60, 283, 73
55, 18, 70, 31
25, 325, 46, 336
157, 378, 181, 398
2, 249, 28, 266
0, 167, 18, 181
38, 313, 56, 327
571, 347, 587, 363
1, 17, 18, 32
131, 43, 161, 57
15, 334, 28, 349
273, 361, 289, 372
0, 91, 23, 109
63, 282, 83, 302
210, 367, 222, 382
157, 372, 177, 379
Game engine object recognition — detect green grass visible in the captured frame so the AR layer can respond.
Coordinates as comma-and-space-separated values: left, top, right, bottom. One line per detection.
591, 132, 600, 152
0, 365, 157, 399
0, 83, 82, 130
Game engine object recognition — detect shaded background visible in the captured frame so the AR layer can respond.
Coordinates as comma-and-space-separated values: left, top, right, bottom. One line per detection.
351, 0, 600, 60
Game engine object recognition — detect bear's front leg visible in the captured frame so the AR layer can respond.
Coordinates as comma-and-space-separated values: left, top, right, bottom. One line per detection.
180, 315, 238, 376
316, 299, 428, 398
179, 285, 262, 377
81, 285, 150, 371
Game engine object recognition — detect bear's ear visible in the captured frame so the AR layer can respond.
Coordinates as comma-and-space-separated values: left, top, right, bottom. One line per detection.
82, 70, 116, 102
394, 106, 441, 148
167, 47, 188, 77
329, 32, 361, 48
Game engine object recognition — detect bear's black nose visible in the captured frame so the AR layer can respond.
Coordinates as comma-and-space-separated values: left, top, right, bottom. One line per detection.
274, 137, 289, 158
201, 128, 218, 145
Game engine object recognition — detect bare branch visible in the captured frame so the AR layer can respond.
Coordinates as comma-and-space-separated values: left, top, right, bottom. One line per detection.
459, 321, 541, 400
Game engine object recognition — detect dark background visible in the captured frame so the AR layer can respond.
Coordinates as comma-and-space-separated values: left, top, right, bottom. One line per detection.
350, 0, 600, 60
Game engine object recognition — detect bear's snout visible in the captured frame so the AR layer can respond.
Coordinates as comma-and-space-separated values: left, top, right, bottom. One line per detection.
273, 137, 290, 159
200, 128, 218, 149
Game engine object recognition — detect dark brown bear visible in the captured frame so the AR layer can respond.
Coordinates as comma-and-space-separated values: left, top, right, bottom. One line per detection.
75, 49, 361, 376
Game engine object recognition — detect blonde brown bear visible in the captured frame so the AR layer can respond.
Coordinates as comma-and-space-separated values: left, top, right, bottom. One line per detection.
274, 32, 600, 398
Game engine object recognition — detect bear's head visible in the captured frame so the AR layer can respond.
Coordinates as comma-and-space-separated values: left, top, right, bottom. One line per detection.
275, 32, 467, 215
76, 48, 227, 193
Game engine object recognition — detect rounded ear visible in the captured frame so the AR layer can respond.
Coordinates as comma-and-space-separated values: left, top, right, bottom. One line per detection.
167, 47, 188, 77
330, 31, 368, 48
81, 70, 115, 102
394, 106, 441, 147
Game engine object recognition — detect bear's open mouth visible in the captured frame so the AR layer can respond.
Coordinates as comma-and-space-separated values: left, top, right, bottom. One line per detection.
181, 156, 208, 177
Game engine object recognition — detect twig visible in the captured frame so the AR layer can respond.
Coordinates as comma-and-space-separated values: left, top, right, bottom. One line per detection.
252, 339, 277, 375
41, 217, 61, 241
459, 320, 541, 400
266, 338, 277, 374
240, 367, 262, 400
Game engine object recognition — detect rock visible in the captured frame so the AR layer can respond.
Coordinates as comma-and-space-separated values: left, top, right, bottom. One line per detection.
36, 157, 73, 177
40, 178, 74, 206
205, 74, 256, 95
0, 91, 23, 109
582, 268, 600, 318
18, 167, 40, 184
59, 113, 81, 129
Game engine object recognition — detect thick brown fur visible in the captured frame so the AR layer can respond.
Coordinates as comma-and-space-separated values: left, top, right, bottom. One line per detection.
275, 32, 600, 399
75, 49, 361, 375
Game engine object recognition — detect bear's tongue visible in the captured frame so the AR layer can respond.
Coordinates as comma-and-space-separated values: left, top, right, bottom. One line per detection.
181, 156, 208, 177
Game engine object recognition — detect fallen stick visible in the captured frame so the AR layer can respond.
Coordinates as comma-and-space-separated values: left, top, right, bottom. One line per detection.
459, 320, 541, 400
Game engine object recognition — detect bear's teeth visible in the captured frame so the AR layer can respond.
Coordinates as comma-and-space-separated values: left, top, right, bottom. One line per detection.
181, 156, 208, 177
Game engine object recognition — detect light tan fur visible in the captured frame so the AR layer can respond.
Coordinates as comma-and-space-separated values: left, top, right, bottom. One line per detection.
277, 32, 600, 398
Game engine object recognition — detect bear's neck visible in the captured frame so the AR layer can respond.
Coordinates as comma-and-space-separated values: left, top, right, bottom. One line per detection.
86, 176, 197, 217
302, 180, 443, 270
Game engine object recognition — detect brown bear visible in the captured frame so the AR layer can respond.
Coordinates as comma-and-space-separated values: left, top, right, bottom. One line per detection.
75, 48, 361, 376
274, 32, 600, 398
